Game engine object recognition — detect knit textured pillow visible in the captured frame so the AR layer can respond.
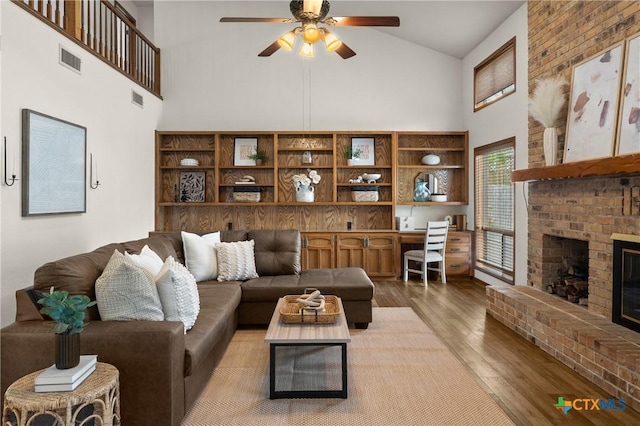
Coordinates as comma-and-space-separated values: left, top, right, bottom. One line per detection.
155, 256, 200, 332
95, 250, 164, 321
216, 240, 259, 281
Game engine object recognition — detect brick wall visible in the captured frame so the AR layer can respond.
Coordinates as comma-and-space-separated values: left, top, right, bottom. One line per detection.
527, 1, 640, 318
486, 1, 640, 407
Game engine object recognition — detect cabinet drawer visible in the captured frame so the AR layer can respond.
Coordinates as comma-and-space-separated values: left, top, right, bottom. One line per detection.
445, 259, 471, 276
448, 233, 471, 244
446, 244, 470, 254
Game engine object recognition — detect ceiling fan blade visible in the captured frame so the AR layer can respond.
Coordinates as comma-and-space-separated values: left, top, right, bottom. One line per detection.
329, 16, 400, 27
220, 17, 290, 23
335, 42, 356, 59
258, 40, 281, 57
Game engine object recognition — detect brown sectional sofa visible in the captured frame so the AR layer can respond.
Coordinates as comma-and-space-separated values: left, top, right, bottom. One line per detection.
0, 229, 374, 426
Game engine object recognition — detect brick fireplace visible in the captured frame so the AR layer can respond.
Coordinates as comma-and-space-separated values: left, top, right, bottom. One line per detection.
487, 1, 640, 410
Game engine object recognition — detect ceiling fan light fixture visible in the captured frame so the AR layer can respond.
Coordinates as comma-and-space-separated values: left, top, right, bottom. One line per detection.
299, 42, 315, 57
302, 23, 320, 44
277, 30, 296, 51
323, 31, 342, 52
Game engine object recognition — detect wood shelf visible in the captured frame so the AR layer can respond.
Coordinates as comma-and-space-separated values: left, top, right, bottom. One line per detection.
511, 153, 640, 182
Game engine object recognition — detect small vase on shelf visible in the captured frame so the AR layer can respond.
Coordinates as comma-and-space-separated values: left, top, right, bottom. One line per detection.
295, 184, 315, 202
543, 127, 558, 166
413, 181, 431, 202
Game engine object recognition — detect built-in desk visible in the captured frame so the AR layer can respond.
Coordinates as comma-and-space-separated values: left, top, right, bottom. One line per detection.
398, 230, 474, 278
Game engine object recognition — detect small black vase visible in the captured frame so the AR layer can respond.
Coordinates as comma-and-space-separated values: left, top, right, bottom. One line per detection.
56, 333, 80, 369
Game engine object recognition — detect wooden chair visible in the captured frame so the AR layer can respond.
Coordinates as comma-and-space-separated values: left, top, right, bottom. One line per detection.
403, 220, 449, 287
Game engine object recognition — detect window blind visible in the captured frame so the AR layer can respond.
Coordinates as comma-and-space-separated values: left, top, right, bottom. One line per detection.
474, 38, 516, 110
474, 139, 515, 283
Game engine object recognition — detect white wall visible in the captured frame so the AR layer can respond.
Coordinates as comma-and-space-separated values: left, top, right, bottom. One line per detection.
0, 2, 163, 326
155, 1, 462, 131
462, 3, 528, 286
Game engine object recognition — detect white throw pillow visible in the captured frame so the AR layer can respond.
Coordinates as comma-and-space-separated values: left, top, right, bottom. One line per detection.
125, 245, 164, 276
156, 256, 200, 332
216, 240, 259, 281
181, 231, 221, 282
95, 250, 164, 321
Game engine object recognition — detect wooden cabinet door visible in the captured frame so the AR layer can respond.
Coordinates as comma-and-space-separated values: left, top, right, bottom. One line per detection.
301, 233, 334, 270
365, 234, 397, 278
336, 235, 366, 269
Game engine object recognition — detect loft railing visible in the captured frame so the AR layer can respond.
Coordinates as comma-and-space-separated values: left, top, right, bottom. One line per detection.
13, 0, 161, 97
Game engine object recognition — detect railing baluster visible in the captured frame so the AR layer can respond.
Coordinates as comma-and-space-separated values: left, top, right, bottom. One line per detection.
54, 0, 60, 26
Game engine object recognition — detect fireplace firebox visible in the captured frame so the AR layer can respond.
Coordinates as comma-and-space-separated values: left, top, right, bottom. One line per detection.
612, 235, 640, 333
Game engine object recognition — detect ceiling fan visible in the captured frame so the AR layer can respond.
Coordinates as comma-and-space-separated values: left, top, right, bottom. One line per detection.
220, 0, 400, 59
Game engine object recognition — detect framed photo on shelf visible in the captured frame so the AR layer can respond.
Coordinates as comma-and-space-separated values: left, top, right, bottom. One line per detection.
180, 171, 205, 202
351, 137, 375, 166
234, 137, 258, 166
617, 31, 640, 156
564, 42, 624, 163
22, 109, 86, 216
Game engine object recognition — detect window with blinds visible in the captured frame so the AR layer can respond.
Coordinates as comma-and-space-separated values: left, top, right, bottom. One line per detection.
474, 37, 516, 111
474, 138, 515, 283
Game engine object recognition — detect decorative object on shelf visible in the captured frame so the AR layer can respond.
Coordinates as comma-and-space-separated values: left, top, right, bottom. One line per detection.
421, 154, 440, 165
180, 158, 199, 166
528, 75, 567, 166
351, 186, 379, 202
293, 169, 321, 202
430, 193, 447, 202
249, 148, 268, 166
235, 175, 256, 184
234, 137, 258, 166
180, 171, 205, 202
301, 150, 313, 165
361, 173, 381, 183
413, 173, 431, 202
233, 186, 261, 202
174, 184, 179, 202
344, 145, 363, 167
616, 31, 640, 155
37, 287, 97, 369
22, 109, 86, 216
350, 137, 375, 166
455, 214, 467, 231
565, 43, 623, 163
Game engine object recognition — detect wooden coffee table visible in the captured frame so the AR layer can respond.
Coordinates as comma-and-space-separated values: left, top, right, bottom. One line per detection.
265, 297, 351, 399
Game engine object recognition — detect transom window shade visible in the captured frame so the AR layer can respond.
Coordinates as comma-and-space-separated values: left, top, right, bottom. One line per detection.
474, 139, 515, 283
474, 38, 516, 111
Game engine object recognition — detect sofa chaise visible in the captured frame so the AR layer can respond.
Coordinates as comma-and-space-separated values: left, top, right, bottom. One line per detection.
0, 229, 374, 425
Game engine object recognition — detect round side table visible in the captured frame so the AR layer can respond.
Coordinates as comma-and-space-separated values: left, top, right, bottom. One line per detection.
2, 362, 120, 426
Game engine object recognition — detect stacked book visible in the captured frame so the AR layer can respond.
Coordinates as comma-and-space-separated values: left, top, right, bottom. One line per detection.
34, 355, 97, 393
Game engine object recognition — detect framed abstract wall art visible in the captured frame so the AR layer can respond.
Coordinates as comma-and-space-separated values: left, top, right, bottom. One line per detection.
233, 137, 258, 166
617, 31, 640, 155
22, 109, 86, 216
564, 43, 624, 163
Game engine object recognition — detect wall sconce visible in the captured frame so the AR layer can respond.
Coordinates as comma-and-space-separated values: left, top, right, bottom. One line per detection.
90, 153, 100, 189
4, 137, 18, 186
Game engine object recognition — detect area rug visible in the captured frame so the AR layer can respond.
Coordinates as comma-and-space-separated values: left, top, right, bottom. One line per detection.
182, 307, 515, 425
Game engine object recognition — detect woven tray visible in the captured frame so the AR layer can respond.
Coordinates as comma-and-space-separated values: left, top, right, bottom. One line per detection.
279, 295, 341, 324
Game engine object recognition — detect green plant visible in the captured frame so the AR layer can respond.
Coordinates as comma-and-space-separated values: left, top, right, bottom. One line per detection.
344, 146, 363, 159
37, 287, 97, 334
249, 149, 269, 161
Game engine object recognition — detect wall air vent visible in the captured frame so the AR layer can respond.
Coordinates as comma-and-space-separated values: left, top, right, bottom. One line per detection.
132, 90, 144, 108
59, 45, 81, 74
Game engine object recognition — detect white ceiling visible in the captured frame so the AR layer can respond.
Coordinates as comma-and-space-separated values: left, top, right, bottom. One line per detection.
328, 1, 525, 59
137, 1, 525, 59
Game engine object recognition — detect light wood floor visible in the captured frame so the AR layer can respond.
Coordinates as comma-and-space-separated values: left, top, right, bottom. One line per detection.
372, 277, 640, 426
